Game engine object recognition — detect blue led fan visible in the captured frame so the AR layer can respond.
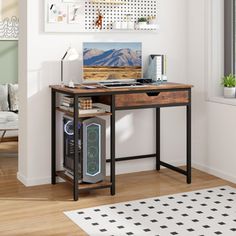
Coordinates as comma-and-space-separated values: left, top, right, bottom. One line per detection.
64, 120, 81, 136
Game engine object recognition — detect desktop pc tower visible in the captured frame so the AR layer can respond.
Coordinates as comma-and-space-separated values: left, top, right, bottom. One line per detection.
63, 116, 106, 184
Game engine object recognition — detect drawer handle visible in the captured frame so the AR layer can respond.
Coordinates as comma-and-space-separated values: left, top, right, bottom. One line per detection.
146, 92, 160, 97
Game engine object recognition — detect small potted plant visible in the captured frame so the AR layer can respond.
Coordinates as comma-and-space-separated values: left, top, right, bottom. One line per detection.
221, 74, 236, 98
137, 17, 148, 28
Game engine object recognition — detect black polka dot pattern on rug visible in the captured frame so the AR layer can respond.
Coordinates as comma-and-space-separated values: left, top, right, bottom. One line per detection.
65, 186, 236, 236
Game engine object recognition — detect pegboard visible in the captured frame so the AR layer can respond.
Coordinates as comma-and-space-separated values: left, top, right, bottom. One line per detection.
45, 0, 158, 33
85, 0, 158, 30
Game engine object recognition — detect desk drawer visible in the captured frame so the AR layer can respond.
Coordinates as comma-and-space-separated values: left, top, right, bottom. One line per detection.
115, 91, 189, 108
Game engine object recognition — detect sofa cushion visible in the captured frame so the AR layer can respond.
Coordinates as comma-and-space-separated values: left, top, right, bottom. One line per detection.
8, 83, 19, 111
0, 84, 9, 111
0, 111, 18, 130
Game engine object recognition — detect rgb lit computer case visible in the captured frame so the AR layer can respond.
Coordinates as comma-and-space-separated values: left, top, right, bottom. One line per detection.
63, 116, 106, 183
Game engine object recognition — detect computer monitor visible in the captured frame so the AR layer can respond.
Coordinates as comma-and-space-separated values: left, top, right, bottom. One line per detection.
83, 42, 142, 83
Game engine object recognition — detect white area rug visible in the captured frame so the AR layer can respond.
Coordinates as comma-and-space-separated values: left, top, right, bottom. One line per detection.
64, 186, 236, 236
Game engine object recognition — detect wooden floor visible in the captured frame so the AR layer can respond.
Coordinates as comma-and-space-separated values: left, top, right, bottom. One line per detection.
0, 142, 235, 236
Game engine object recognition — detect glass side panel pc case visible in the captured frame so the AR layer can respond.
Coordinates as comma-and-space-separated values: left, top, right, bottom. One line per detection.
63, 116, 106, 184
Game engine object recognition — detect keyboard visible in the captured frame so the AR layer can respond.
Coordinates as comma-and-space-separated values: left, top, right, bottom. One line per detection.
100, 82, 147, 88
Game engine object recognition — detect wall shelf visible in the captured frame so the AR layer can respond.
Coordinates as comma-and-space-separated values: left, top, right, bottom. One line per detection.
45, 0, 159, 33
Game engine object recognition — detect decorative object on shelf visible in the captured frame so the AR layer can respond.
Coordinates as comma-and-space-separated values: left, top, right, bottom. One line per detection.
136, 15, 159, 30
126, 14, 134, 30
68, 4, 80, 24
147, 15, 157, 25
221, 74, 236, 98
137, 17, 148, 29
95, 10, 103, 30
48, 2, 67, 23
112, 21, 121, 30
0, 0, 19, 40
61, 47, 79, 86
79, 97, 93, 110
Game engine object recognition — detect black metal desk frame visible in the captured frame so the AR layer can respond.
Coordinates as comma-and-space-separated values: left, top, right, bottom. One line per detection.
51, 87, 191, 201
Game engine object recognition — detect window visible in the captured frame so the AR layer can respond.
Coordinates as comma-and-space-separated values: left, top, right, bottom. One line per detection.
224, 0, 235, 75
206, 0, 236, 105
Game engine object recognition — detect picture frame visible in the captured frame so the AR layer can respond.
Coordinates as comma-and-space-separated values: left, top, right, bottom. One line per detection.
0, 0, 19, 40
48, 2, 67, 23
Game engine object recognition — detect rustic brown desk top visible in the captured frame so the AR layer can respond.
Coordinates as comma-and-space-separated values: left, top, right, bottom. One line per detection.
50, 82, 193, 95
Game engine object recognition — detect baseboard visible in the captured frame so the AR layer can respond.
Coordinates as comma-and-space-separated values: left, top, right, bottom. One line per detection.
17, 172, 28, 186
193, 162, 236, 184
17, 172, 51, 186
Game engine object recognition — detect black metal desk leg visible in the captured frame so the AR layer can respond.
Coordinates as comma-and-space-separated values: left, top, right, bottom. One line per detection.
73, 94, 79, 201
156, 108, 161, 171
187, 104, 192, 184
110, 95, 116, 195
51, 90, 56, 185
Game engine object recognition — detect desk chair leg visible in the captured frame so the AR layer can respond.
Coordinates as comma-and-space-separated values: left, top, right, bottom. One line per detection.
110, 95, 116, 195
156, 108, 161, 171
187, 104, 192, 184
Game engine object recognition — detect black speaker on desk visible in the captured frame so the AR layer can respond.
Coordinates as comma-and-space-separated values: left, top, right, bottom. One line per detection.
63, 116, 106, 184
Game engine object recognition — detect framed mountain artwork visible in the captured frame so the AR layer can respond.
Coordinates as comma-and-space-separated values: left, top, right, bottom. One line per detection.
0, 0, 19, 40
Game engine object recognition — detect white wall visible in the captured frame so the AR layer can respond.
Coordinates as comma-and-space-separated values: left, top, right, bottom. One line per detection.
18, 0, 28, 184
187, 0, 236, 184
187, 0, 208, 170
206, 103, 236, 183
19, 0, 189, 186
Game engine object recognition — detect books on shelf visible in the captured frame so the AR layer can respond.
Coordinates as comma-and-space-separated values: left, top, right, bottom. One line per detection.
59, 95, 111, 115
61, 96, 93, 109
79, 107, 105, 114
61, 102, 73, 107
93, 103, 110, 112
60, 95, 111, 115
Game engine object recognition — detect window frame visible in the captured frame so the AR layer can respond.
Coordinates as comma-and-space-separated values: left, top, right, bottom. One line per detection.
224, 0, 235, 75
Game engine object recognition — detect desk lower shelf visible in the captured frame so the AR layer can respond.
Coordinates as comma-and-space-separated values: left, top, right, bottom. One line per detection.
56, 107, 112, 118
56, 171, 112, 191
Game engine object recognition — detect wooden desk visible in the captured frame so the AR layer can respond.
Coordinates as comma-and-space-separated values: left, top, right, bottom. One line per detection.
50, 82, 193, 201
